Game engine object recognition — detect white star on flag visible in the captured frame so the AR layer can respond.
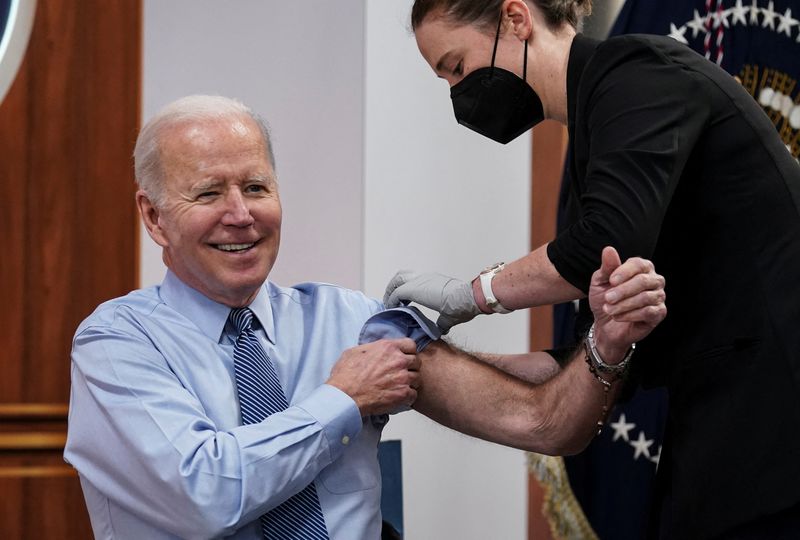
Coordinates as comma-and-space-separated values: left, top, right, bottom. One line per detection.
776, 8, 799, 37
610, 413, 636, 442
731, 0, 749, 25
688, 9, 709, 37
713, 7, 732, 28
761, 0, 779, 29
750, 0, 761, 25
631, 431, 654, 460
669, 23, 689, 43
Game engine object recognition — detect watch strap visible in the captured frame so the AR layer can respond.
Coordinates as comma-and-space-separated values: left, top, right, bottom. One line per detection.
479, 263, 512, 314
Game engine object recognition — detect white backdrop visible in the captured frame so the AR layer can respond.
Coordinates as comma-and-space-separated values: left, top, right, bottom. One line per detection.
139, 1, 366, 290
141, 2, 531, 538
363, 2, 530, 539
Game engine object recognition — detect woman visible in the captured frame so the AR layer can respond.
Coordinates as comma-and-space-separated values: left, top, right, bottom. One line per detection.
384, 0, 800, 538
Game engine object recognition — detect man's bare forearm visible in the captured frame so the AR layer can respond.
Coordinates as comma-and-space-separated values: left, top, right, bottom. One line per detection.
412, 341, 623, 455
473, 349, 563, 385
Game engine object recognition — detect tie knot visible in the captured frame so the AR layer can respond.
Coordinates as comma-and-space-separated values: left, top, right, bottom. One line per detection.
229, 307, 255, 335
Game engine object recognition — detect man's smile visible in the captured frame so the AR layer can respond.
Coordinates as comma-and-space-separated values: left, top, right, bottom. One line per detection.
213, 242, 257, 252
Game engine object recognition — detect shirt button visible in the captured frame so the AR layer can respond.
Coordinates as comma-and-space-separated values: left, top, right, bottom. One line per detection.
341, 435, 350, 445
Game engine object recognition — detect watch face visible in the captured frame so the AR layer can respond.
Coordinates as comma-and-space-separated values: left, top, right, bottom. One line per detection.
482, 262, 505, 274
481, 263, 506, 274
0, 0, 36, 104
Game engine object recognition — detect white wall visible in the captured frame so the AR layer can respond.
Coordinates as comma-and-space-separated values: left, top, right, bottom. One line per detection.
363, 3, 530, 539
142, 2, 531, 538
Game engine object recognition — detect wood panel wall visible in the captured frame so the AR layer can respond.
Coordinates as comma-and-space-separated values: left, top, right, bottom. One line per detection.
528, 120, 569, 540
0, 1, 140, 537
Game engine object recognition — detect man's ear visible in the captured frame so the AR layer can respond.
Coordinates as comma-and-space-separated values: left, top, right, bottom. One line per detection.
136, 190, 169, 248
502, 0, 533, 41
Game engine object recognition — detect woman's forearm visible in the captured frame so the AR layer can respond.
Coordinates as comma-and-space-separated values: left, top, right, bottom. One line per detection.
472, 244, 584, 312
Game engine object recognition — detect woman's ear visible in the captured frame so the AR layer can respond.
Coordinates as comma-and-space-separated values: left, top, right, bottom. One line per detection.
502, 0, 534, 41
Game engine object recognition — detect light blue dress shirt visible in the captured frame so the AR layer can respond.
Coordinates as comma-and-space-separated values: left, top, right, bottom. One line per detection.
358, 306, 440, 351
65, 271, 388, 540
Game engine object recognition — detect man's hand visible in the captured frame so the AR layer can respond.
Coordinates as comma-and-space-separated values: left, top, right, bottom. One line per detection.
588, 247, 667, 361
327, 338, 420, 416
383, 271, 480, 333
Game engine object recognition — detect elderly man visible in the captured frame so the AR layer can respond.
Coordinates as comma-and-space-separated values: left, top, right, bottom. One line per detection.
64, 95, 666, 539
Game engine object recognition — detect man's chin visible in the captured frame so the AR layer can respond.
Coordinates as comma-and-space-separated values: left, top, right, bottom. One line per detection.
189, 274, 270, 308
227, 267, 274, 298
212, 283, 264, 308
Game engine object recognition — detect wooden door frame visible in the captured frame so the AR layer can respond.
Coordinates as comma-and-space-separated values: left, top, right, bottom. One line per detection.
528, 120, 569, 540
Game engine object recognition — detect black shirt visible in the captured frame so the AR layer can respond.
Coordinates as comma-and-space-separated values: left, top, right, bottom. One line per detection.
548, 33, 800, 538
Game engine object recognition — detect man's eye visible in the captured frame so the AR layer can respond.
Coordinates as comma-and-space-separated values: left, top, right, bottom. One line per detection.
245, 184, 266, 193
197, 191, 218, 199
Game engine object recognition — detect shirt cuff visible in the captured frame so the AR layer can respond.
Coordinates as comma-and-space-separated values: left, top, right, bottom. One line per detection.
357, 306, 442, 350
357, 306, 441, 415
296, 384, 363, 461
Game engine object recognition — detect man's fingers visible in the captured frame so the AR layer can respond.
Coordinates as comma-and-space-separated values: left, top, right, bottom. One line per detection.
605, 271, 665, 305
604, 287, 666, 316
405, 387, 418, 406
603, 303, 668, 325
597, 246, 622, 283
608, 256, 656, 288
406, 353, 421, 371
392, 337, 417, 356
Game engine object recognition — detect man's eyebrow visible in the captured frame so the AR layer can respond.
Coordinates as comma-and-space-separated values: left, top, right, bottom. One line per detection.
246, 174, 277, 186
191, 179, 224, 192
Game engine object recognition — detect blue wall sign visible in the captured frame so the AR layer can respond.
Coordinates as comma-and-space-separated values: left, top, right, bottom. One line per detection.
0, 0, 36, 104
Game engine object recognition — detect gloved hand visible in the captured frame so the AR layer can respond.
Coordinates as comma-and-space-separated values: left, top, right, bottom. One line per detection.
383, 271, 481, 333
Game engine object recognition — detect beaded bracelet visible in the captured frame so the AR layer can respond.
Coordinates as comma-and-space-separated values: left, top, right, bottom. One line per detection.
583, 323, 635, 435
583, 351, 612, 435
585, 323, 635, 378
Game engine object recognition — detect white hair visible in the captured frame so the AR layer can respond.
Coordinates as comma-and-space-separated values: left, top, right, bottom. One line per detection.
133, 95, 275, 207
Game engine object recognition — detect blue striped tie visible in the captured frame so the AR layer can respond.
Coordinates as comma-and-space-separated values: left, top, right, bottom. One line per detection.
229, 307, 330, 539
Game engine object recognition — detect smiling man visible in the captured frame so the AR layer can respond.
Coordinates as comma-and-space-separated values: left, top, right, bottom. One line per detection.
64, 95, 666, 540
136, 101, 283, 308
64, 96, 421, 540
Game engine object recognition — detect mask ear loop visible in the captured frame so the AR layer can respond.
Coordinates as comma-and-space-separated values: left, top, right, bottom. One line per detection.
489, 14, 503, 75
491, 15, 528, 85
522, 31, 528, 83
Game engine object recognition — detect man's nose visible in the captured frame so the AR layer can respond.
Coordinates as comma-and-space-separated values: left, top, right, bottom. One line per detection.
221, 189, 255, 226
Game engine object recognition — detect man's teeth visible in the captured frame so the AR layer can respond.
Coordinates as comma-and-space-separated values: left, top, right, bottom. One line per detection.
216, 243, 255, 252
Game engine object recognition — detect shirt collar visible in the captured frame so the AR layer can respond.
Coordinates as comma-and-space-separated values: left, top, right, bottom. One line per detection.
159, 270, 276, 345
566, 33, 600, 137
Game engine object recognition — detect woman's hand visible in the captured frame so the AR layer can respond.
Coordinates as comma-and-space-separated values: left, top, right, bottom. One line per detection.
588, 246, 667, 361
383, 271, 480, 333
